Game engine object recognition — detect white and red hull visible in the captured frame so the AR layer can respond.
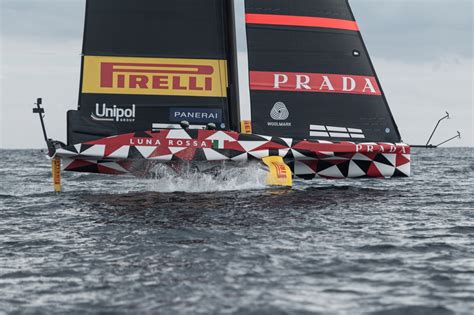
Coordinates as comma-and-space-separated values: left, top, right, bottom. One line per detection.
55, 129, 411, 180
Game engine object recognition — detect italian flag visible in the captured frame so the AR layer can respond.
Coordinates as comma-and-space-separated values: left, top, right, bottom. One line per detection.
212, 140, 225, 150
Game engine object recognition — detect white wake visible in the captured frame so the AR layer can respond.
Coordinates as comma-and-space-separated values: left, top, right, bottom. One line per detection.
144, 162, 269, 193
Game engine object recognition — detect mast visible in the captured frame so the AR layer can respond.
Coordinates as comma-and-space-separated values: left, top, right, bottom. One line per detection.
230, 0, 252, 134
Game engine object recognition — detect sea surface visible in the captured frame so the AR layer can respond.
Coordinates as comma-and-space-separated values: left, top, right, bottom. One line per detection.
0, 148, 473, 315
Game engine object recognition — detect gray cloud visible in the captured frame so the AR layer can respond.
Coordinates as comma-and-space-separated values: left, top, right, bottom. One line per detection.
3, 0, 471, 60
1, 0, 85, 41
351, 0, 473, 61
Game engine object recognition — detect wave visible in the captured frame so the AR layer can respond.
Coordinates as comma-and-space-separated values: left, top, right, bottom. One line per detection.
370, 305, 455, 315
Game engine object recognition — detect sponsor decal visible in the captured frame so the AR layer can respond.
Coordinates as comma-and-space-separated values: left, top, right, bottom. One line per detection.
82, 56, 228, 97
356, 144, 408, 154
270, 102, 289, 120
91, 103, 136, 122
129, 138, 209, 148
250, 71, 381, 96
52, 157, 61, 192
240, 120, 253, 134
268, 102, 291, 127
272, 161, 289, 179
262, 156, 293, 186
170, 108, 222, 123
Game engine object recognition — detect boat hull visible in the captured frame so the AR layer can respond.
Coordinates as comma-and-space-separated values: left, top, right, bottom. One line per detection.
55, 129, 411, 179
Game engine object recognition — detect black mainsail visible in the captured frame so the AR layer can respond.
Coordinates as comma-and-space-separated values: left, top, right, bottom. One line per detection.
244, 0, 401, 143
68, 0, 232, 145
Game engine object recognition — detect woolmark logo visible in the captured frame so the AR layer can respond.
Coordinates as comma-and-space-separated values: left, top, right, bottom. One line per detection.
270, 102, 290, 121
91, 104, 136, 122
268, 102, 291, 127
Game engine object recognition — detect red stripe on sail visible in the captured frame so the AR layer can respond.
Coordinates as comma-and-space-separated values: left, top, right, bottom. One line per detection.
249, 71, 381, 96
246, 14, 359, 31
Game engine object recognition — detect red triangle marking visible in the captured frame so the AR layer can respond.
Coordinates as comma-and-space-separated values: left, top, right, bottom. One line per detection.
175, 147, 197, 161
66, 159, 95, 170
302, 160, 318, 172
396, 154, 410, 167
97, 164, 125, 175
149, 146, 172, 158
367, 162, 383, 177
226, 141, 245, 152
104, 144, 124, 157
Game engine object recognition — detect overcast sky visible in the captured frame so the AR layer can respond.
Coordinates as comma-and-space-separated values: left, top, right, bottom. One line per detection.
1, 0, 472, 148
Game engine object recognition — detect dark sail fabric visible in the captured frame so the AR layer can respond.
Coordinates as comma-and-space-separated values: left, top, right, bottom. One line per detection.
245, 0, 402, 143
68, 0, 231, 145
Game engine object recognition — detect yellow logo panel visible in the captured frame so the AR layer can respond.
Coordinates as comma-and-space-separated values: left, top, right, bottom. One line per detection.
262, 156, 293, 187
82, 56, 228, 97
240, 120, 253, 134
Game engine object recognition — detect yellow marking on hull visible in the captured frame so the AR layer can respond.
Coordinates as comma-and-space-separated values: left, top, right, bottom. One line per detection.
262, 156, 292, 187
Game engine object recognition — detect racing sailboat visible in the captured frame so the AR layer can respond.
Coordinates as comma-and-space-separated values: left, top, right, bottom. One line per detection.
36, 0, 411, 191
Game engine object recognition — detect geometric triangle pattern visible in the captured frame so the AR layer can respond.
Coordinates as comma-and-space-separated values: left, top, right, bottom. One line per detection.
56, 129, 411, 179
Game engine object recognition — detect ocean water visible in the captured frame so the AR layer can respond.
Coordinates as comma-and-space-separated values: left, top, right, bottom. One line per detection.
0, 148, 472, 315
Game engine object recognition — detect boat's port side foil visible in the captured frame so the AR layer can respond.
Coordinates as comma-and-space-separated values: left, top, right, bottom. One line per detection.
55, 129, 411, 179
